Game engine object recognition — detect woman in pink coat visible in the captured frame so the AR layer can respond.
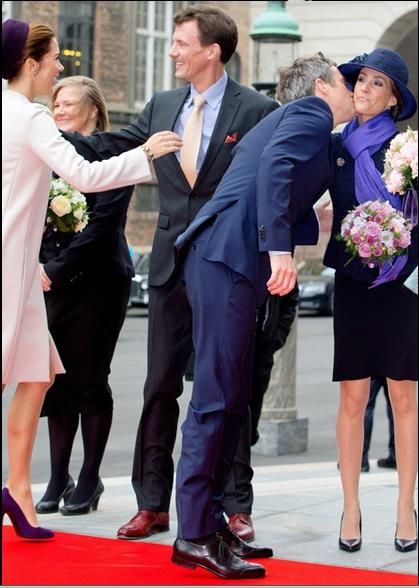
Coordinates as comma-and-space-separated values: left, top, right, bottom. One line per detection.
1, 18, 181, 539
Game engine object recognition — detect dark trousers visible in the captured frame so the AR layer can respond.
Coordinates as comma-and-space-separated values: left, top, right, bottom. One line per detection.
131, 276, 193, 511
362, 378, 395, 462
176, 238, 258, 539
222, 338, 277, 514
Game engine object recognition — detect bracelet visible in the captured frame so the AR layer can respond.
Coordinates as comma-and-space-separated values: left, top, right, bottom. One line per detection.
142, 145, 154, 161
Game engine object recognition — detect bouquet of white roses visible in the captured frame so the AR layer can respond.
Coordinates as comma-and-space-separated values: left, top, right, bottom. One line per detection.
46, 178, 89, 233
336, 200, 412, 268
382, 127, 418, 195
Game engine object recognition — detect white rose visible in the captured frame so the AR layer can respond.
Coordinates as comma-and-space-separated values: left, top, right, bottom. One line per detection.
73, 207, 84, 220
50, 195, 72, 217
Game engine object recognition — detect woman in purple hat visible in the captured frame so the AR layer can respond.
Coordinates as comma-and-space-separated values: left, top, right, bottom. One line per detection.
1, 18, 181, 540
323, 48, 417, 553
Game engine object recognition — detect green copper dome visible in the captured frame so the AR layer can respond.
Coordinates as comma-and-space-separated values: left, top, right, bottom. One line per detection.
251, 1, 302, 43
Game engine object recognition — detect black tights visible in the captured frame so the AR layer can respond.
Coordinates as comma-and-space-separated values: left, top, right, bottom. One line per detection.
41, 411, 113, 503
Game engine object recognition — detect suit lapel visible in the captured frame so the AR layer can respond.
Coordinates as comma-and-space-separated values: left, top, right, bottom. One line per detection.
194, 79, 241, 188
158, 86, 190, 178
160, 85, 190, 131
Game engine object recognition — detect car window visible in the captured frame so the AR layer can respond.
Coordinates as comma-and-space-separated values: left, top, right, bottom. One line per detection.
135, 253, 151, 273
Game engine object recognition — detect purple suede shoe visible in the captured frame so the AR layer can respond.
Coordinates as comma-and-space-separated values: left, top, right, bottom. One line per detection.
2, 487, 54, 539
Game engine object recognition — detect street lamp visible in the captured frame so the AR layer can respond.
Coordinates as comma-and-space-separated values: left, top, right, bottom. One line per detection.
250, 1, 302, 97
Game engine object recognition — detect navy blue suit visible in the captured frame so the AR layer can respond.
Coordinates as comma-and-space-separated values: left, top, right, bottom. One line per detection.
175, 96, 335, 540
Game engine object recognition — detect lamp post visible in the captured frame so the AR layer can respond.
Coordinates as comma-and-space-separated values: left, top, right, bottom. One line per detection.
250, 1, 302, 98
250, 1, 308, 457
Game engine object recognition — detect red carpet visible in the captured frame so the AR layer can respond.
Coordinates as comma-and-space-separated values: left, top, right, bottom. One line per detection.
2, 526, 418, 586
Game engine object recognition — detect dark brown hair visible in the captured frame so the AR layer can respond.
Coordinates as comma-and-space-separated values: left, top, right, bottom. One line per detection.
174, 4, 238, 64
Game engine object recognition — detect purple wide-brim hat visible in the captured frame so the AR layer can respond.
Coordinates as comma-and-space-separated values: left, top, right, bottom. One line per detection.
338, 48, 417, 121
2, 18, 30, 80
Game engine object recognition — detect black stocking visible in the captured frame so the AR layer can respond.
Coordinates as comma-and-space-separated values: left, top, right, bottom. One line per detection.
40, 413, 79, 501
69, 411, 113, 503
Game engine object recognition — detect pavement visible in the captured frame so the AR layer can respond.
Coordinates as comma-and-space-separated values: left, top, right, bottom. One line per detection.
7, 460, 416, 580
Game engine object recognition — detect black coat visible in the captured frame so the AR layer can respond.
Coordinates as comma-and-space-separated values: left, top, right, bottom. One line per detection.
40, 138, 134, 416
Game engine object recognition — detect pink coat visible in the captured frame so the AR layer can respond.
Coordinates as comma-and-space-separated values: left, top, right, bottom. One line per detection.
2, 90, 152, 385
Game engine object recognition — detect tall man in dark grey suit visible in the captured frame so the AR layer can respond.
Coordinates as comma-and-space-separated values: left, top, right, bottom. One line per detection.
73, 4, 278, 544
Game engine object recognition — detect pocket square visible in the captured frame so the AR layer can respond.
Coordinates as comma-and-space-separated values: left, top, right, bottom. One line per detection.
224, 132, 238, 144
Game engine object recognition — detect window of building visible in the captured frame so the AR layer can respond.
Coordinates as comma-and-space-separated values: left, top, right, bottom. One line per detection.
59, 1, 95, 77
2, 1, 12, 21
134, 0, 191, 107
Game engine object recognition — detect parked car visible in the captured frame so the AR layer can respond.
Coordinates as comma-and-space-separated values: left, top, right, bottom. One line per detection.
297, 257, 335, 316
129, 251, 150, 308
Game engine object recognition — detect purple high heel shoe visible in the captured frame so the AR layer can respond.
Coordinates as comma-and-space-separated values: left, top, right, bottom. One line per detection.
2, 488, 54, 539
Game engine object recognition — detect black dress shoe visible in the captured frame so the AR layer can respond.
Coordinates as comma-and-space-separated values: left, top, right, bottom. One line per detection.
217, 525, 273, 559
60, 478, 104, 516
377, 456, 397, 469
171, 537, 266, 579
361, 460, 370, 472
35, 476, 75, 514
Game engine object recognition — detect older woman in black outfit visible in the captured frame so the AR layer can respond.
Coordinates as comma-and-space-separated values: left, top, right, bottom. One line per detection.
324, 49, 417, 552
36, 76, 148, 515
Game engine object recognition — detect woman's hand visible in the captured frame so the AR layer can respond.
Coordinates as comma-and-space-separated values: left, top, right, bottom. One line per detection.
39, 264, 52, 292
143, 131, 183, 160
315, 198, 333, 233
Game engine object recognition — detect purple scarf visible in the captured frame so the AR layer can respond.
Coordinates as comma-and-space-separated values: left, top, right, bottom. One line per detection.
343, 111, 407, 287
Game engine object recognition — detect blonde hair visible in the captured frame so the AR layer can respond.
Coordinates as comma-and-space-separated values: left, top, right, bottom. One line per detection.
50, 75, 110, 131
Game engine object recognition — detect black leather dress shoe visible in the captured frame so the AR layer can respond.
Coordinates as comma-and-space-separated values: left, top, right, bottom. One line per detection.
217, 525, 273, 559
377, 456, 397, 469
171, 537, 266, 579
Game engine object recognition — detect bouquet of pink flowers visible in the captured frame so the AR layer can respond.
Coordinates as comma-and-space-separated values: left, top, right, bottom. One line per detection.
382, 127, 418, 195
337, 200, 412, 268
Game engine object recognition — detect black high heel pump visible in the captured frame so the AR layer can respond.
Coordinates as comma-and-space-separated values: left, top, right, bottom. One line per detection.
35, 475, 75, 514
395, 510, 418, 553
339, 511, 362, 552
59, 478, 104, 516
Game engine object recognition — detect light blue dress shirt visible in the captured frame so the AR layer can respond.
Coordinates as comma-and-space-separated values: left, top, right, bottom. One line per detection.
174, 71, 228, 171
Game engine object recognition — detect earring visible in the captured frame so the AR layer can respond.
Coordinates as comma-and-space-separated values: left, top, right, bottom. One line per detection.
33, 69, 39, 77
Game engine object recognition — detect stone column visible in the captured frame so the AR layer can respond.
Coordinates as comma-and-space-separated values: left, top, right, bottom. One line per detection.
253, 318, 308, 456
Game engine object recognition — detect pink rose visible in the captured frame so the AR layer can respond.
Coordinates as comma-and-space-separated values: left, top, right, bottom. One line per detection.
358, 242, 372, 258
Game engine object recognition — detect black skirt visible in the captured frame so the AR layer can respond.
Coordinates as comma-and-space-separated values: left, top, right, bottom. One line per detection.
40, 275, 131, 416
332, 271, 418, 381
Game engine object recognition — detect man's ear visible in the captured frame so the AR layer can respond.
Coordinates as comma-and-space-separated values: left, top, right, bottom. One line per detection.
314, 77, 328, 97
207, 43, 221, 61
